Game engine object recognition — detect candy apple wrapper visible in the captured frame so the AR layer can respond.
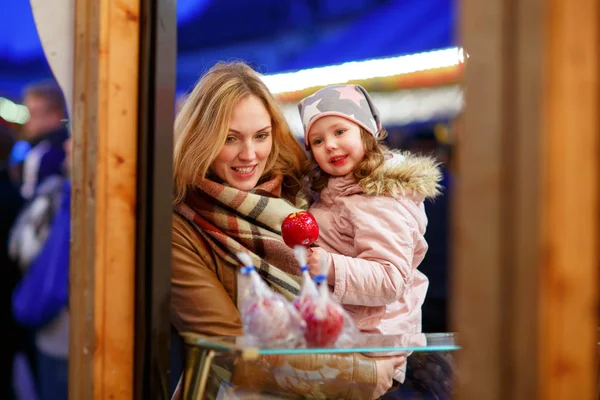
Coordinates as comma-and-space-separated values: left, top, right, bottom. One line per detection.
295, 249, 358, 348
335, 307, 360, 347
291, 245, 319, 311
236, 252, 306, 348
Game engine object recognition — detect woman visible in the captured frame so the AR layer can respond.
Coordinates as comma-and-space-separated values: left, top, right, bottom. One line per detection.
171, 62, 402, 399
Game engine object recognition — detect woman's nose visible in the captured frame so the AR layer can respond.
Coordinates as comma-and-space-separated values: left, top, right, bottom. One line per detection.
239, 143, 256, 160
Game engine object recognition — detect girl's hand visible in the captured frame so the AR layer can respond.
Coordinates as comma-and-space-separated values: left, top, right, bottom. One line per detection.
307, 247, 334, 282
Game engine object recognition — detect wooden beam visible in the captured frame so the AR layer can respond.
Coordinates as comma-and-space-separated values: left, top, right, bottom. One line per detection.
539, 0, 599, 398
134, 0, 176, 398
453, 0, 506, 398
455, 0, 599, 399
70, 0, 140, 398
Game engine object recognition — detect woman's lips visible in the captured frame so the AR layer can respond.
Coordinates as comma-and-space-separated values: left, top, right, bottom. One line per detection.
231, 165, 257, 177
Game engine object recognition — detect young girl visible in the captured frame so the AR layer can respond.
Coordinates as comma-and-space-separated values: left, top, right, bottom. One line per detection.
298, 84, 442, 383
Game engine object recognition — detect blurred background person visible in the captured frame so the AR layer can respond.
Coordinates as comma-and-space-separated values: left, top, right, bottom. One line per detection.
7, 81, 70, 400
8, 80, 69, 278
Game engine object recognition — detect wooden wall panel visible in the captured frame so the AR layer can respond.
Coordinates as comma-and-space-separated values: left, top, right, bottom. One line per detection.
70, 0, 140, 398
539, 0, 599, 398
456, 0, 599, 399
70, 0, 101, 398
453, 0, 507, 397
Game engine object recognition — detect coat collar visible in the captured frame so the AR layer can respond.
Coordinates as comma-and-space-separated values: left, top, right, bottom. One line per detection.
321, 151, 442, 203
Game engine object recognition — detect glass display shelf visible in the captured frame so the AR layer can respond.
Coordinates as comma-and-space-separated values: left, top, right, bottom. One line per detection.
180, 332, 458, 400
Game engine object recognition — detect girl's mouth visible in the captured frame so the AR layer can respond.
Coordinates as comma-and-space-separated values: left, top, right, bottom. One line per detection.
329, 155, 348, 166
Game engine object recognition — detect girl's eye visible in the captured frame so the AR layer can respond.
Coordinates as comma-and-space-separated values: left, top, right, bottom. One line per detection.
335, 129, 345, 136
312, 138, 323, 146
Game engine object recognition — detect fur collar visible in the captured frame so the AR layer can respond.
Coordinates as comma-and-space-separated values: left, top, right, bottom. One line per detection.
358, 151, 442, 199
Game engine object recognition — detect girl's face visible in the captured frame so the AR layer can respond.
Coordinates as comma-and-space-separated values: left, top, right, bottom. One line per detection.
307, 115, 365, 177
211, 95, 273, 191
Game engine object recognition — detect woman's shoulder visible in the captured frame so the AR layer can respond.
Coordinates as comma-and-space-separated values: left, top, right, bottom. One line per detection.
171, 209, 212, 255
171, 208, 225, 278
172, 209, 194, 237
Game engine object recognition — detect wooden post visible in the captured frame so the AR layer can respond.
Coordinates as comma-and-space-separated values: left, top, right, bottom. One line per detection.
455, 0, 599, 399
70, 0, 140, 398
134, 0, 176, 398
539, 0, 599, 398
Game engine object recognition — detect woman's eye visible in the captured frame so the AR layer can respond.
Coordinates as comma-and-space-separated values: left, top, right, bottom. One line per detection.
256, 133, 270, 140
225, 136, 236, 143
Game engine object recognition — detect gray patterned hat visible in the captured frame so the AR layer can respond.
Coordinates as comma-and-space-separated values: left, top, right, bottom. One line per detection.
298, 84, 382, 149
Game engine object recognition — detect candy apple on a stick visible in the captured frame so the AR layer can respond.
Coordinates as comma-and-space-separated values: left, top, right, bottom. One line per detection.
281, 211, 319, 248
236, 252, 306, 347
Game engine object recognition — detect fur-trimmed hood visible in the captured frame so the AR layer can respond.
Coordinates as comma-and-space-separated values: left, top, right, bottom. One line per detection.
320, 151, 442, 203
359, 151, 442, 199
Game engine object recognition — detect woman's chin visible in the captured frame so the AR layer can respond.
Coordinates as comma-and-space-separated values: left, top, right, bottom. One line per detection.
228, 176, 261, 191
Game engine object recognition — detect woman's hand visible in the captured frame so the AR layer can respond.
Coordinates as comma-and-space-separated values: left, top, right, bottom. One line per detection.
372, 355, 406, 399
307, 247, 334, 281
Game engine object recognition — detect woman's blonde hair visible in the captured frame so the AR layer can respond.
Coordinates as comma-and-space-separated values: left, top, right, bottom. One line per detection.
306, 128, 388, 193
173, 62, 307, 204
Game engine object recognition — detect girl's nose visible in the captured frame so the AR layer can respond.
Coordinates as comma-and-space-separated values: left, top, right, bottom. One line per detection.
325, 138, 338, 151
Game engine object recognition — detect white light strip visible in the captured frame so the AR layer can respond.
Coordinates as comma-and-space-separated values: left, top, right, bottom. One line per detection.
262, 47, 463, 95
281, 85, 464, 138
0, 97, 30, 124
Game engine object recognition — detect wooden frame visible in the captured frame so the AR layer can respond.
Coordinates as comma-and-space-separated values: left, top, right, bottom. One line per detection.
455, 0, 599, 399
134, 0, 176, 398
70, 0, 141, 393
67, 0, 598, 397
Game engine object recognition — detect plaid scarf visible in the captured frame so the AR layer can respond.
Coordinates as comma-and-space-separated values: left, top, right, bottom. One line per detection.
175, 175, 307, 300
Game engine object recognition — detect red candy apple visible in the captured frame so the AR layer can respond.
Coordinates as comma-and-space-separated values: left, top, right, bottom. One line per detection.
244, 297, 298, 343
281, 211, 319, 248
297, 297, 344, 347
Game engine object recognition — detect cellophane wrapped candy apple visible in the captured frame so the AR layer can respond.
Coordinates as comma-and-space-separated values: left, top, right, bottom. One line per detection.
281, 211, 319, 248
236, 252, 306, 348
291, 245, 319, 314
295, 249, 358, 347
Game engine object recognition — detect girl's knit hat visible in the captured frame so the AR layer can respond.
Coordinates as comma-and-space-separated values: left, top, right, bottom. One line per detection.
297, 84, 382, 149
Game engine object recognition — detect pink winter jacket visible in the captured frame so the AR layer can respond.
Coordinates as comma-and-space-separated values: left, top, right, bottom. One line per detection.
309, 152, 441, 381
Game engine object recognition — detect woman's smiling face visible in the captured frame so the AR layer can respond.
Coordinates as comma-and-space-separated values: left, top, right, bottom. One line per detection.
211, 95, 273, 191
